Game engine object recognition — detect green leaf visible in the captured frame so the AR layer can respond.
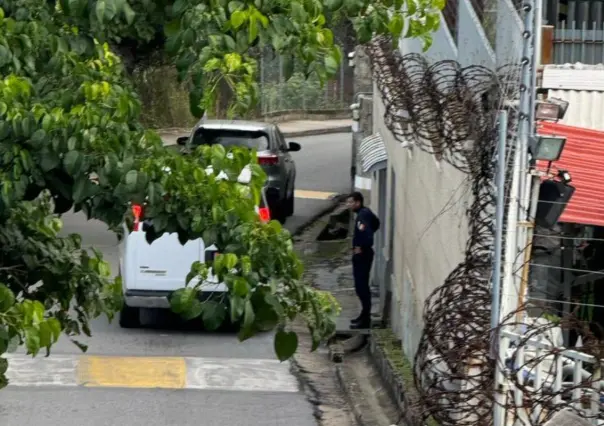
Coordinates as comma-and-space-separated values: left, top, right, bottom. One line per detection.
228, 1, 244, 12
95, 0, 106, 22
181, 298, 203, 321
201, 301, 227, 330
223, 253, 238, 269
189, 88, 205, 119
237, 300, 256, 341
230, 10, 246, 28
124, 170, 138, 192
325, 0, 343, 11
0, 45, 10, 68
248, 16, 259, 43
388, 14, 404, 37
433, 0, 445, 9
171, 0, 187, 15
233, 277, 249, 297
170, 287, 196, 314
47, 318, 61, 341
0, 331, 7, 355
152, 214, 169, 233
30, 129, 46, 147
122, 2, 136, 24
211, 143, 226, 166
242, 299, 255, 329
63, 150, 84, 176
25, 327, 40, 356
38, 321, 52, 349
72, 177, 93, 203
0, 284, 15, 312
164, 19, 181, 37
324, 54, 339, 75
274, 329, 298, 361
230, 295, 245, 323
0, 358, 7, 375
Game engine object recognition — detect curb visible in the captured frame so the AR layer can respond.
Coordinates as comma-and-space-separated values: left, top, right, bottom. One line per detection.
335, 364, 369, 426
368, 335, 420, 426
283, 125, 352, 138
158, 125, 352, 144
291, 194, 348, 237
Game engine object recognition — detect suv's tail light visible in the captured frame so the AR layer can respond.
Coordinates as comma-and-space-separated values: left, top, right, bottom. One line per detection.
131, 204, 144, 231
257, 154, 279, 166
258, 206, 271, 222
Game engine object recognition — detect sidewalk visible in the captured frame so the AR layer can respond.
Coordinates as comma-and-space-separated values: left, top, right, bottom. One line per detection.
158, 119, 352, 146
291, 212, 401, 426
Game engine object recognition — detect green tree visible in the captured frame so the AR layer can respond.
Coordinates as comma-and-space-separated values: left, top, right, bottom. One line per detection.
0, 0, 442, 388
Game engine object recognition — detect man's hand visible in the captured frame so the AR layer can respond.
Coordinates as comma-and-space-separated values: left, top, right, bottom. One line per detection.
353, 247, 362, 255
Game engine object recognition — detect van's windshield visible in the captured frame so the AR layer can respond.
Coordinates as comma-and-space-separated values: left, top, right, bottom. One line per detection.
192, 129, 270, 151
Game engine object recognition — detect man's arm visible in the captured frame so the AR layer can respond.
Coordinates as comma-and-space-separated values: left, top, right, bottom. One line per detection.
353, 211, 373, 253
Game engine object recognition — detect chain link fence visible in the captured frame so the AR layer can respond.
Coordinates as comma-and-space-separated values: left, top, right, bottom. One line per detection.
256, 47, 353, 115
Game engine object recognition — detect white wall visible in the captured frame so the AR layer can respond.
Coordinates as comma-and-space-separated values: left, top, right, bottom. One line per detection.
371, 0, 524, 361
373, 89, 470, 357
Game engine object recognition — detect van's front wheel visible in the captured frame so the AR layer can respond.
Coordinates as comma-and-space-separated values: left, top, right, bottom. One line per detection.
119, 303, 141, 328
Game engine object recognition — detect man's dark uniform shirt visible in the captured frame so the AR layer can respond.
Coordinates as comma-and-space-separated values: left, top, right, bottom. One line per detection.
353, 207, 377, 250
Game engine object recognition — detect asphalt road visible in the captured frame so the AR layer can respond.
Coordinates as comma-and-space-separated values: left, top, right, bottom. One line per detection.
1, 133, 352, 426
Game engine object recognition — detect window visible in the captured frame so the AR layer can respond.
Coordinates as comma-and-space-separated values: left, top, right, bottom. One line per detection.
192, 129, 270, 151
275, 128, 288, 151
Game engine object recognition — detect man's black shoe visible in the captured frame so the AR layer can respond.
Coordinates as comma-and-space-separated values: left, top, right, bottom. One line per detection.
350, 320, 371, 330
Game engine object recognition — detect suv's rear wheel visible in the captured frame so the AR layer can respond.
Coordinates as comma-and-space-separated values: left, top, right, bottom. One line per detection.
119, 303, 141, 328
285, 188, 294, 217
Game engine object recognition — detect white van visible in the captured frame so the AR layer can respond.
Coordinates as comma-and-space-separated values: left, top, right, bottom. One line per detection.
118, 167, 271, 328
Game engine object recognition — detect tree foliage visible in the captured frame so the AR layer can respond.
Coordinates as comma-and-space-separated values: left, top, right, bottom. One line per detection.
0, 0, 442, 388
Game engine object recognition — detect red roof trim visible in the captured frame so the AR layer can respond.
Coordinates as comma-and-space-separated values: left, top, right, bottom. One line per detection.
536, 122, 604, 227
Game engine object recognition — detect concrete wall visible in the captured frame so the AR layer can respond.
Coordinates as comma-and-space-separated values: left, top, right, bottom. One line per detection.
373, 89, 470, 357
370, 1, 522, 359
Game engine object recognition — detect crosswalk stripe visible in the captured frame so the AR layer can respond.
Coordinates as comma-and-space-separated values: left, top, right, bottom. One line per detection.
294, 189, 338, 200
3, 354, 299, 392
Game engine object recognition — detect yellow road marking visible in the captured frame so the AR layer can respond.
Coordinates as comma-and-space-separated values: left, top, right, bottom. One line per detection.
77, 356, 186, 389
294, 190, 338, 200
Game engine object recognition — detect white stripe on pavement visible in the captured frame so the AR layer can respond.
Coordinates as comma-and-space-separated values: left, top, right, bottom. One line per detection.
3, 354, 299, 392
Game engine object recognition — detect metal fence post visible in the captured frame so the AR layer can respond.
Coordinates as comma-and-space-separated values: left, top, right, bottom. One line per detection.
340, 60, 345, 106
260, 49, 265, 116
278, 55, 284, 111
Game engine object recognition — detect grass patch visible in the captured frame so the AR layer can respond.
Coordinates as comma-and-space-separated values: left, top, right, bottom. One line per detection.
373, 328, 440, 426
373, 328, 416, 398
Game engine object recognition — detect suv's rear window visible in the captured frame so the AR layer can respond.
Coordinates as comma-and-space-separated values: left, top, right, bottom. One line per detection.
192, 129, 270, 151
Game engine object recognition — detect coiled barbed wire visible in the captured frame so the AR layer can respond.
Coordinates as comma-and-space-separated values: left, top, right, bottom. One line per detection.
366, 35, 604, 426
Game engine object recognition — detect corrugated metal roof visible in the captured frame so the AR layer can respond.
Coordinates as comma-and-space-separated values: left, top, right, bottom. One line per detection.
541, 64, 604, 131
537, 122, 604, 227
542, 63, 604, 91
546, 90, 604, 131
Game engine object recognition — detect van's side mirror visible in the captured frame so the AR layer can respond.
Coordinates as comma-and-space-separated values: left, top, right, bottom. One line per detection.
176, 136, 189, 146
288, 142, 301, 152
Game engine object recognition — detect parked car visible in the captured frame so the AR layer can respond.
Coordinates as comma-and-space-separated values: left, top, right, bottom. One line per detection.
175, 119, 301, 223
118, 171, 271, 328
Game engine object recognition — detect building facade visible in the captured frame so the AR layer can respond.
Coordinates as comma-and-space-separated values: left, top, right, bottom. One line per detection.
358, 0, 524, 359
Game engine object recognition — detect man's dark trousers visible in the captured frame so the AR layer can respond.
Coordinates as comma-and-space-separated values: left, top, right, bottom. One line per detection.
352, 248, 374, 322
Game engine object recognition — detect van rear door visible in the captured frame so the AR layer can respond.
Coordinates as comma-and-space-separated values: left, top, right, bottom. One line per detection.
128, 223, 202, 292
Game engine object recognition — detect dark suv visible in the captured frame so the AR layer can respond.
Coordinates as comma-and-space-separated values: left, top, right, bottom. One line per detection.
176, 119, 301, 223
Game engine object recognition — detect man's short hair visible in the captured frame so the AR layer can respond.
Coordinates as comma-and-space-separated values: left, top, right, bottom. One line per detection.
348, 191, 364, 205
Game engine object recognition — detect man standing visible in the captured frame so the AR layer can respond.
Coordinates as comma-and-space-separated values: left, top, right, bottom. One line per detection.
347, 192, 380, 330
